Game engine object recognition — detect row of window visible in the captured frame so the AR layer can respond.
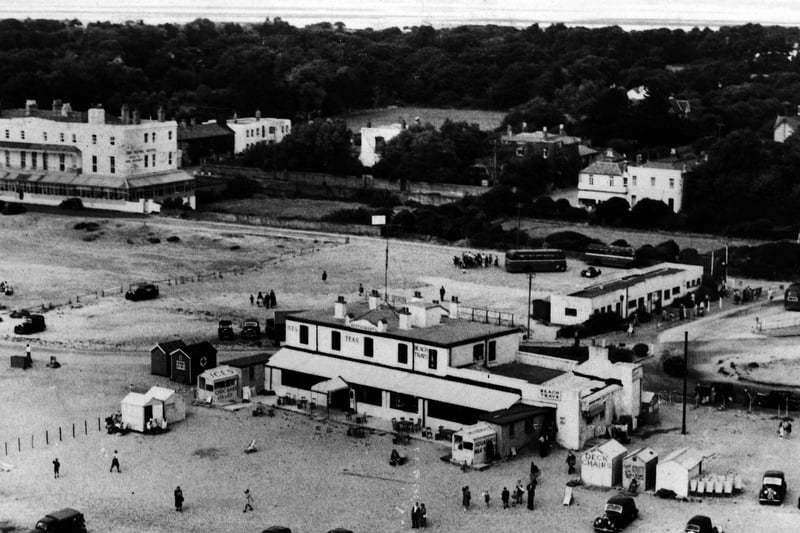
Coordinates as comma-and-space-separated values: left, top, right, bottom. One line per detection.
0, 179, 193, 200
4, 129, 174, 144
245, 125, 280, 138
5, 150, 70, 171
586, 174, 677, 189
584, 283, 699, 317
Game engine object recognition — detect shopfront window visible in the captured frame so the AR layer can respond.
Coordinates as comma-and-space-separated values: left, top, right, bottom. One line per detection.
389, 391, 417, 413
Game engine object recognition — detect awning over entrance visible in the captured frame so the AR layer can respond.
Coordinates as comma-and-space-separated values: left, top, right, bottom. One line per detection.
269, 348, 521, 412
311, 376, 349, 394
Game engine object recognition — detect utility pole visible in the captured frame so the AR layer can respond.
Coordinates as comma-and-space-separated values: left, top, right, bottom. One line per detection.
682, 330, 688, 435
526, 273, 534, 339
515, 203, 524, 248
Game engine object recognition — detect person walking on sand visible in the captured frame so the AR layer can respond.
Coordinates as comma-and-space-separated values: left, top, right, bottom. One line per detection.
483, 489, 491, 507
174, 486, 184, 512
462, 485, 471, 509
269, 289, 276, 308
52, 458, 60, 479
501, 486, 510, 509
249, 294, 254, 305
411, 501, 420, 528
322, 270, 328, 283
526, 480, 536, 510
419, 503, 427, 528
110, 450, 121, 473
26, 343, 31, 359
243, 488, 254, 512
566, 450, 576, 475
439, 285, 446, 302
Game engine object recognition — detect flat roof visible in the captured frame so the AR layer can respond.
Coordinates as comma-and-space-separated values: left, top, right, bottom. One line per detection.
0, 170, 194, 190
291, 303, 519, 347
269, 348, 521, 412
477, 403, 553, 425
569, 267, 687, 299
487, 362, 565, 385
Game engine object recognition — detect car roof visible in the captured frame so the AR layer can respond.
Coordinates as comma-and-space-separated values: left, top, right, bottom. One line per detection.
607, 495, 634, 506
46, 508, 82, 520
764, 470, 785, 478
687, 515, 711, 525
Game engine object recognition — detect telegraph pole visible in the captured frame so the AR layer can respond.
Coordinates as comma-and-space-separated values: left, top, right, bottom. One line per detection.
527, 273, 534, 339
682, 331, 688, 435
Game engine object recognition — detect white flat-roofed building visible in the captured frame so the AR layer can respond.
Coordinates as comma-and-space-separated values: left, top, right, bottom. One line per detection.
208, 112, 291, 154
266, 291, 643, 450
0, 99, 194, 213
550, 262, 704, 326
359, 124, 403, 167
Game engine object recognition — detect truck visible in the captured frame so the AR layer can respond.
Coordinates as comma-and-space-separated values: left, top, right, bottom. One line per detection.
14, 314, 46, 334
31, 508, 87, 533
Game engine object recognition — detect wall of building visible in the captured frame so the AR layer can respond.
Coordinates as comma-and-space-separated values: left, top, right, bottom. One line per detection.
359, 125, 403, 167
626, 165, 684, 212
0, 190, 169, 214
223, 118, 291, 154
775, 123, 794, 143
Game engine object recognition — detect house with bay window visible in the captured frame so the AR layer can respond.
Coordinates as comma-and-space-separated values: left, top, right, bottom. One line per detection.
266, 291, 644, 450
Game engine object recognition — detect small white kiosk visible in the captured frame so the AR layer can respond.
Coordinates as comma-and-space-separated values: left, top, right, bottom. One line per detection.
146, 386, 186, 425
581, 439, 627, 487
120, 392, 159, 432
451, 423, 497, 467
623, 447, 658, 490
196, 365, 242, 405
656, 447, 704, 498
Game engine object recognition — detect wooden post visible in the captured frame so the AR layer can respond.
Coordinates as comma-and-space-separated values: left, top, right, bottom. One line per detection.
84, 420, 87, 435
59, 427, 62, 441
18, 437, 21, 451
31, 434, 34, 449
73, 423, 75, 438
46, 430, 49, 445
97, 417, 101, 432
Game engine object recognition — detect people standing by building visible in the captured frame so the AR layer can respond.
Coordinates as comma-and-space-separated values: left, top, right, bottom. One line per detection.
462, 485, 471, 509
256, 291, 264, 306
110, 450, 121, 473
419, 503, 427, 528
52, 458, 60, 479
243, 488, 254, 512
501, 486, 510, 508
566, 450, 576, 475
174, 486, 184, 512
249, 294, 254, 305
264, 289, 271, 309
269, 290, 276, 308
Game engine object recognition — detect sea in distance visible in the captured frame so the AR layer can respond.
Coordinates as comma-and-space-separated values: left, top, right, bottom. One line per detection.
5, 0, 800, 31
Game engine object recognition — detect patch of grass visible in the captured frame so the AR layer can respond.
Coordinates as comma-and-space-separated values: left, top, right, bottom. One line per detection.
192, 447, 225, 460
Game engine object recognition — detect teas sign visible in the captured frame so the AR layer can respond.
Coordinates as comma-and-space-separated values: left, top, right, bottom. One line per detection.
414, 345, 429, 359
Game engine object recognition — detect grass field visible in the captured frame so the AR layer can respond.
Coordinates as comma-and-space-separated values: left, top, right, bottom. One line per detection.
338, 106, 507, 131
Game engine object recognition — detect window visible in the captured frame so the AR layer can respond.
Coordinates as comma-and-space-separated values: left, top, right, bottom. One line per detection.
175, 359, 185, 371
623, 177, 628, 187
59, 154, 65, 171
651, 176, 656, 187
364, 337, 374, 357
109, 156, 115, 174
488, 340, 496, 362
3, 130, 8, 139
632, 176, 637, 186
331, 331, 341, 351
152, 132, 156, 142
43, 132, 47, 141
389, 391, 418, 413
669, 178, 675, 189
144, 154, 149, 168
565, 308, 577, 316
397, 344, 408, 364
262, 126, 265, 136
20, 131, 25, 140
299, 325, 309, 345
31, 152, 37, 169
59, 132, 64, 142
168, 152, 172, 165
168, 131, 172, 140
428, 348, 437, 369
472, 344, 484, 362
110, 136, 115, 146
144, 133, 149, 143
672, 286, 680, 295
269, 126, 276, 134
91, 155, 97, 173
249, 366, 255, 381
42, 154, 47, 170
588, 175, 594, 185
668, 198, 674, 210
91, 134, 97, 144
663, 289, 670, 300
20, 152, 26, 168
4, 151, 9, 166
71, 134, 76, 143
609, 177, 614, 187
352, 384, 382, 406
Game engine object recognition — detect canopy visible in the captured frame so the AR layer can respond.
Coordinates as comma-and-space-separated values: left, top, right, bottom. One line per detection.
311, 376, 349, 394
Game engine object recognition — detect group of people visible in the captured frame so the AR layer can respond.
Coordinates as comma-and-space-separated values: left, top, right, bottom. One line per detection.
453, 252, 499, 269
778, 419, 793, 439
250, 290, 277, 308
493, 478, 537, 511
409, 501, 428, 528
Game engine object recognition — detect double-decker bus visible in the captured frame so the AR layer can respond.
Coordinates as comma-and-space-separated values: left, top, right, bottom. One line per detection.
785, 283, 800, 310
504, 249, 567, 273
584, 244, 637, 268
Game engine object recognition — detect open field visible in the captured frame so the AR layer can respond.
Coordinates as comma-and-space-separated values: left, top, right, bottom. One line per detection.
338, 107, 507, 131
0, 210, 798, 532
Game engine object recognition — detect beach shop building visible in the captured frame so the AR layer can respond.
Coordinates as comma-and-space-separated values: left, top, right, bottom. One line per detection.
266, 293, 644, 450
549, 262, 704, 326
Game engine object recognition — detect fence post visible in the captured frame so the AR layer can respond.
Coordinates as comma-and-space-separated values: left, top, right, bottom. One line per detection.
97, 417, 101, 432
31, 434, 34, 449
72, 423, 75, 438
84, 420, 87, 435
59, 427, 62, 441
46, 430, 48, 445
18, 437, 21, 452
4, 442, 6, 456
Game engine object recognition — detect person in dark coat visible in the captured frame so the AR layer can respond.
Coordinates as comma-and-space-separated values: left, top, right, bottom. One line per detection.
269, 290, 276, 308
264, 290, 271, 309
419, 503, 427, 528
566, 450, 576, 474
52, 458, 60, 479
439, 286, 446, 302
256, 291, 264, 306
526, 481, 536, 510
174, 486, 183, 512
501, 486, 510, 509
322, 270, 328, 282
411, 501, 420, 528
462, 486, 471, 509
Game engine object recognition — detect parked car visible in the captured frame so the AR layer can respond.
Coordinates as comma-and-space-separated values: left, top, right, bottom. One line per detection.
218, 319, 235, 340
125, 283, 159, 301
755, 390, 800, 411
261, 527, 292, 533
581, 266, 602, 278
31, 508, 87, 533
685, 515, 723, 533
14, 314, 46, 334
241, 318, 261, 338
593, 495, 638, 533
759, 470, 787, 505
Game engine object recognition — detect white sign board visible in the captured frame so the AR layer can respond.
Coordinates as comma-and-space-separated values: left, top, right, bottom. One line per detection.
371, 215, 386, 225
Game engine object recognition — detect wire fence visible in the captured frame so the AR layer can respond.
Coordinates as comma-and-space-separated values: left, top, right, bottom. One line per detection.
16, 242, 343, 315
457, 306, 518, 327
2, 416, 105, 457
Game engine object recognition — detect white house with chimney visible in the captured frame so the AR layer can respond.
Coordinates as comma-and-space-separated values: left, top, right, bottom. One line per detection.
207, 112, 291, 154
358, 124, 404, 167
266, 290, 643, 450
0, 99, 194, 213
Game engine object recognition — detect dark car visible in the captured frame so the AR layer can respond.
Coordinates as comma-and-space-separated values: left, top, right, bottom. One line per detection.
241, 318, 261, 338
31, 508, 87, 533
593, 495, 638, 533
755, 390, 800, 411
261, 527, 292, 533
581, 266, 602, 278
218, 319, 235, 340
759, 470, 787, 504
125, 283, 159, 301
685, 515, 723, 533
14, 314, 46, 334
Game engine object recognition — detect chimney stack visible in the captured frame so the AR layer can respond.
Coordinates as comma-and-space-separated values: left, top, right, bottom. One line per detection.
133, 109, 141, 125
51, 99, 62, 114
368, 289, 380, 310
61, 103, 72, 116
377, 319, 388, 332
411, 290, 423, 303
121, 104, 130, 124
521, 121, 527, 132
157, 106, 165, 122
449, 295, 459, 318
25, 99, 37, 116
233, 112, 238, 123
559, 123, 565, 135
255, 109, 261, 120
334, 295, 347, 319
398, 307, 411, 330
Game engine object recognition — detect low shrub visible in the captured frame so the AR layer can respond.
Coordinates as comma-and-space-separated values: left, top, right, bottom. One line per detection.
59, 197, 84, 210
166, 236, 181, 243
147, 237, 161, 244
633, 343, 649, 357
663, 355, 685, 378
